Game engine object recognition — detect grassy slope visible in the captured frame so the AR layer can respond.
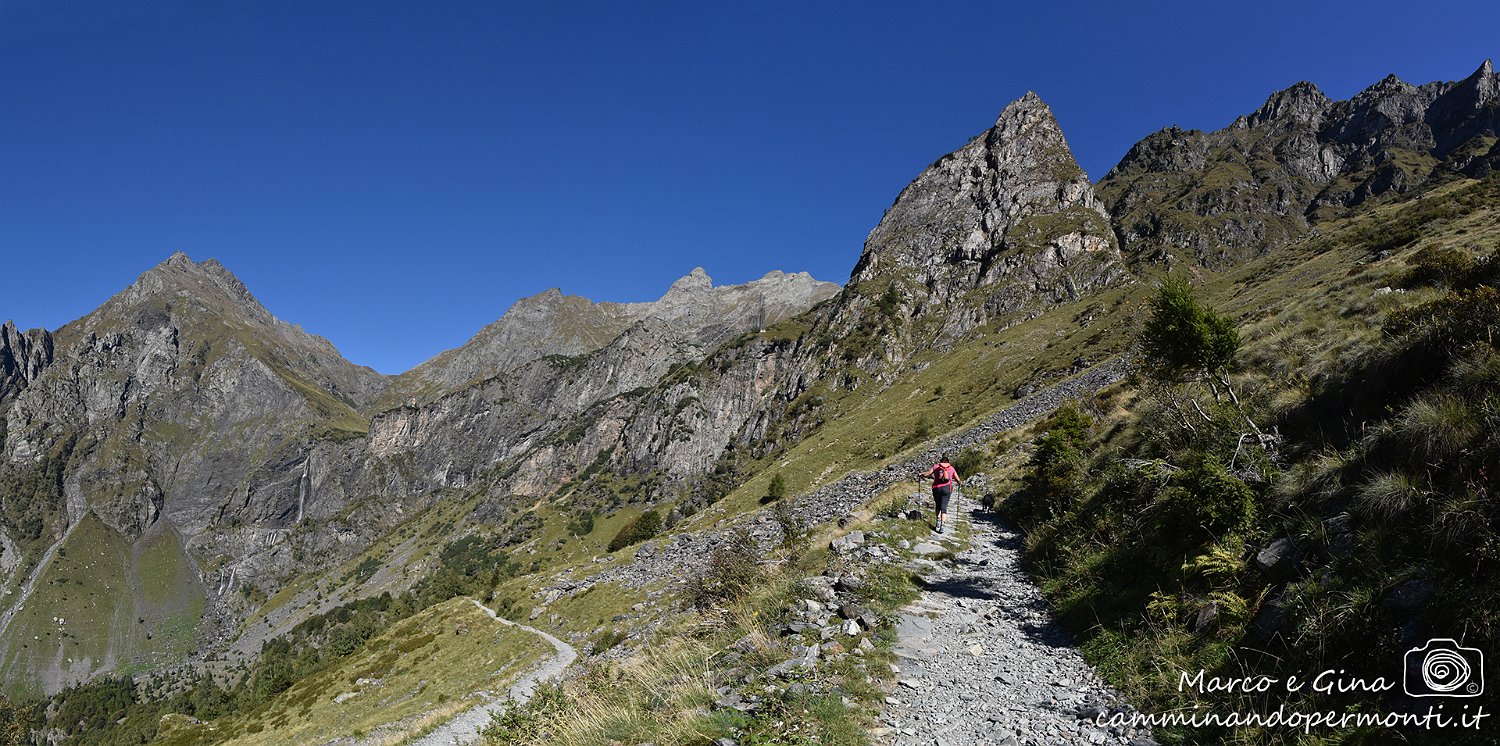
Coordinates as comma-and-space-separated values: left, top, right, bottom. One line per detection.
0, 515, 202, 698
161, 597, 547, 745
229, 483, 649, 686
987, 176, 1500, 743
686, 283, 1141, 532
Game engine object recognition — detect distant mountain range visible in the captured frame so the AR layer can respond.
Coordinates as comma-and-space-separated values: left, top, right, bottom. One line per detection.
0, 58, 1495, 700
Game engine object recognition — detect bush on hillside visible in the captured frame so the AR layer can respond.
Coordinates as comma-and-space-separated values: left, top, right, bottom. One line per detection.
1150, 455, 1256, 559
607, 509, 662, 552
1399, 245, 1475, 287
566, 509, 595, 536
1138, 275, 1240, 387
764, 472, 786, 502
1008, 403, 1092, 527
685, 528, 763, 608
950, 445, 987, 478
1385, 285, 1500, 354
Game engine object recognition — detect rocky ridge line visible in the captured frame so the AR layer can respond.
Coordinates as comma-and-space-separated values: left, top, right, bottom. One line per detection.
1099, 59, 1500, 267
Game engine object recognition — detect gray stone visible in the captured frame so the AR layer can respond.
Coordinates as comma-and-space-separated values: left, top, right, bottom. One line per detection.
1382, 578, 1437, 613
829, 531, 867, 553
1254, 537, 1304, 579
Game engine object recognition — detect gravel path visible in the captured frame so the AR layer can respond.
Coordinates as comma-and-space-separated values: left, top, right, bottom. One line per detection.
880, 503, 1153, 746
407, 599, 579, 746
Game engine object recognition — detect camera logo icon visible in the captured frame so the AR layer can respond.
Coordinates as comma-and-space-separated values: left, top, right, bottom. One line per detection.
1404, 638, 1484, 697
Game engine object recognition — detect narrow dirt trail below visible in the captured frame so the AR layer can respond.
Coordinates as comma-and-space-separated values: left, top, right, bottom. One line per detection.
406, 599, 578, 746
880, 502, 1154, 746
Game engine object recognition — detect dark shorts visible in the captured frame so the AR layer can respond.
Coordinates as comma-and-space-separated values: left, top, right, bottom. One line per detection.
932, 484, 953, 514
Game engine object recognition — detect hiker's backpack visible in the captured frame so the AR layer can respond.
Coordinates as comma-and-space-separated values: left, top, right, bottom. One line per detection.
937, 463, 955, 483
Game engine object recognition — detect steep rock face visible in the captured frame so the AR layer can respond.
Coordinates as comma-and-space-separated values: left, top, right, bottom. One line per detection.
2, 253, 387, 539
0, 322, 53, 405
1100, 60, 1500, 267
847, 93, 1123, 344
360, 269, 838, 498
500, 330, 814, 501
0, 254, 393, 694
366, 319, 703, 496
381, 269, 838, 408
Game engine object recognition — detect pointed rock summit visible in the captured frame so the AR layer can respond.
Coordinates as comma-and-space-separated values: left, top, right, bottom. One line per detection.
0, 320, 53, 403
849, 92, 1121, 339
1249, 81, 1332, 127
103, 251, 276, 331
1460, 58, 1498, 104
663, 267, 713, 297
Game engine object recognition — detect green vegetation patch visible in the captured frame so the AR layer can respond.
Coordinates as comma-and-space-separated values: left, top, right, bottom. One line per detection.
160, 597, 546, 745
0, 516, 203, 700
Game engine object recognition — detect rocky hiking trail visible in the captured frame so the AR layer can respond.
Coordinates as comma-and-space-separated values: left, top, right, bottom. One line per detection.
880, 498, 1153, 746
567, 359, 1151, 744
407, 599, 578, 746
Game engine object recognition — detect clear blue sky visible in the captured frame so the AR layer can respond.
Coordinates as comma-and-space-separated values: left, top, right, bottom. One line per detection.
3, 1, 1495, 374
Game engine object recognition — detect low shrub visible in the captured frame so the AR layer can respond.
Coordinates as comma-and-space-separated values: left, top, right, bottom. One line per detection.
607, 510, 662, 552
685, 528, 763, 609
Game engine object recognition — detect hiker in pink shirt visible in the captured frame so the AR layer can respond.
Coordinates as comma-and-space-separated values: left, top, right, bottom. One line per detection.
920, 455, 962, 534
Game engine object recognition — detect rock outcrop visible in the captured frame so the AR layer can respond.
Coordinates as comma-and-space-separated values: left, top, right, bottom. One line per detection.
842, 93, 1124, 352
0, 321, 53, 405
1100, 60, 1500, 267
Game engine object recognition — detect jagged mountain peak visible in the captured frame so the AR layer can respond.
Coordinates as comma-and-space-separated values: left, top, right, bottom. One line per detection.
995, 91, 1050, 122
989, 92, 1076, 165
847, 91, 1122, 346
1448, 58, 1499, 106
57, 252, 387, 414
505, 286, 588, 312
384, 266, 838, 407
1354, 72, 1417, 103
662, 267, 713, 298
112, 251, 271, 326
0, 320, 54, 403
1249, 81, 1332, 127
1099, 59, 1500, 268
